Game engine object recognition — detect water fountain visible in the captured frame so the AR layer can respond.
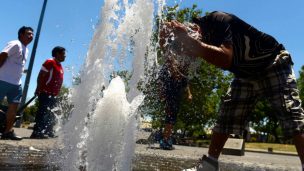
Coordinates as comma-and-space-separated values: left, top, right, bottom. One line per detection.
0, 0, 302, 170
59, 0, 164, 170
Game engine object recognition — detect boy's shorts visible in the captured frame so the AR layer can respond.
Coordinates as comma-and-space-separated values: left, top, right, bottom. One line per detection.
0, 80, 22, 104
213, 51, 304, 138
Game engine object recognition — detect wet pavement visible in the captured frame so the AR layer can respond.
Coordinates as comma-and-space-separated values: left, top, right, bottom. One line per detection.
0, 128, 301, 171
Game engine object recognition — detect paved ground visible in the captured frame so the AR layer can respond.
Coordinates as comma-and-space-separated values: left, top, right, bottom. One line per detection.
0, 128, 59, 149
0, 128, 302, 170
135, 131, 301, 170
135, 144, 301, 171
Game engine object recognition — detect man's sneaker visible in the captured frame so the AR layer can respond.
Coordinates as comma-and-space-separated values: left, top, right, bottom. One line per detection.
30, 132, 49, 139
183, 155, 219, 171
159, 138, 174, 150
47, 132, 58, 138
1, 130, 22, 140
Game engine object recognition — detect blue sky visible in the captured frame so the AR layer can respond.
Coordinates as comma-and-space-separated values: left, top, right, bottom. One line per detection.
0, 0, 303, 100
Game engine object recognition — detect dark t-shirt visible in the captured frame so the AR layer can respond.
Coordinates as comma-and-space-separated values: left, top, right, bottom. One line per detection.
193, 11, 285, 77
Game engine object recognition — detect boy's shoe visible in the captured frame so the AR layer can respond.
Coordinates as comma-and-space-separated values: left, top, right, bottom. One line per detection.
159, 138, 174, 150
1, 130, 22, 140
183, 155, 219, 171
47, 132, 58, 138
30, 132, 49, 139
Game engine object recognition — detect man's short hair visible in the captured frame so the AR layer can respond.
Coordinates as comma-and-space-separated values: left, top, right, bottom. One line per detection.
18, 26, 34, 39
52, 46, 66, 57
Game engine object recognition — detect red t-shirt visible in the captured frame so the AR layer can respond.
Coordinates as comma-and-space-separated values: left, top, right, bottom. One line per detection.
38, 58, 63, 96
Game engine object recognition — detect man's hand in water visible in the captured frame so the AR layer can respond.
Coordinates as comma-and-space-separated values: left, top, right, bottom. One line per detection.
159, 21, 196, 56
159, 21, 174, 50
170, 20, 190, 39
159, 21, 188, 46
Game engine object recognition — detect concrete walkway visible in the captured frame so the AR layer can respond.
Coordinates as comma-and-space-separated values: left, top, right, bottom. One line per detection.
135, 144, 301, 171
0, 128, 302, 170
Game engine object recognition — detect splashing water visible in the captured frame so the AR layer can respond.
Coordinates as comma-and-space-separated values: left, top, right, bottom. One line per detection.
86, 76, 144, 170
59, 0, 165, 170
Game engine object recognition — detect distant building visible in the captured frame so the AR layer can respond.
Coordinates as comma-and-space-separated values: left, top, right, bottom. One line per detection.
139, 121, 152, 129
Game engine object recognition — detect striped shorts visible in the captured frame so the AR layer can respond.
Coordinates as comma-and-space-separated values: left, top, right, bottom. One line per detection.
213, 51, 304, 138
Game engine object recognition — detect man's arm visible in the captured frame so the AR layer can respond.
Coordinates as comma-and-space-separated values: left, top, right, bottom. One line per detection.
35, 70, 48, 95
186, 84, 192, 101
182, 38, 233, 69
0, 52, 8, 67
160, 21, 233, 69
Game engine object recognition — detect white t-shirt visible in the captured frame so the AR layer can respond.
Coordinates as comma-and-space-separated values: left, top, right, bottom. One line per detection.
0, 40, 28, 85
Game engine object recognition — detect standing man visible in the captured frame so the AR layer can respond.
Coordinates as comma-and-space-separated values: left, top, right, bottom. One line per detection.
30, 46, 66, 139
160, 11, 304, 171
0, 26, 34, 140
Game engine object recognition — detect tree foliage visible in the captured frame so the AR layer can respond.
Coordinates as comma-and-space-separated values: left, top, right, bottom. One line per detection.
297, 65, 304, 107
250, 99, 282, 143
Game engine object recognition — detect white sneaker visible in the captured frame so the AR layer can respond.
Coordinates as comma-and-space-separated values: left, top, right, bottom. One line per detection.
183, 168, 197, 171
183, 155, 219, 171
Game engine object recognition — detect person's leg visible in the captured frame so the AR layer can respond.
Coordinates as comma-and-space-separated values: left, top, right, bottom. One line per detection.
4, 83, 22, 132
0, 82, 8, 133
269, 84, 304, 167
162, 95, 178, 140
0, 81, 7, 103
0, 81, 20, 133
45, 113, 56, 137
31, 94, 48, 138
44, 95, 57, 137
265, 53, 304, 168
40, 94, 53, 134
161, 83, 178, 139
163, 78, 187, 141
210, 77, 257, 159
4, 103, 18, 133
160, 111, 175, 150
294, 134, 304, 166
181, 78, 258, 170
45, 97, 57, 137
208, 132, 230, 159
2, 83, 23, 140
31, 106, 45, 135
32, 110, 42, 134
159, 96, 178, 150
163, 123, 173, 140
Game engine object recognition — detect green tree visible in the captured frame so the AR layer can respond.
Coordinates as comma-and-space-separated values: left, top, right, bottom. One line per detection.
297, 65, 304, 107
22, 101, 38, 122
250, 100, 282, 143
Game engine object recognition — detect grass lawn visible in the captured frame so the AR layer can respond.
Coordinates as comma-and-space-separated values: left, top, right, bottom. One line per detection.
182, 139, 297, 153
193, 140, 297, 153
245, 142, 297, 153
